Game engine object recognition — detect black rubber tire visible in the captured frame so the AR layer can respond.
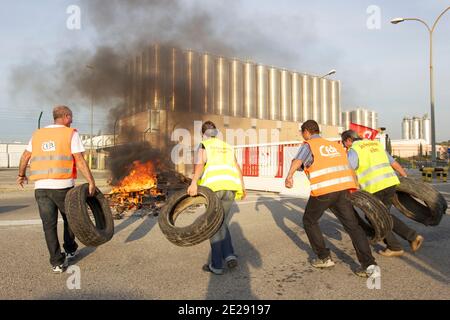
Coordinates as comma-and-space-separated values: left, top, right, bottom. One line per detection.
65, 184, 114, 247
158, 186, 224, 247
349, 191, 394, 244
392, 177, 447, 226
330, 191, 393, 244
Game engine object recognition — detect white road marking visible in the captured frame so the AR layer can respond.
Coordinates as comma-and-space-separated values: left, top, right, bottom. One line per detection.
0, 219, 63, 227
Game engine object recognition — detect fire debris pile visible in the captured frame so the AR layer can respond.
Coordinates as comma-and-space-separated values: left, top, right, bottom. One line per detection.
105, 141, 191, 219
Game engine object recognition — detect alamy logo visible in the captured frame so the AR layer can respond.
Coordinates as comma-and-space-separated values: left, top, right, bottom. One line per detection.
319, 145, 341, 158
41, 141, 56, 152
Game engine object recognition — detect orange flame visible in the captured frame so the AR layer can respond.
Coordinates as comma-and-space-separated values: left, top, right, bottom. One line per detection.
111, 161, 157, 193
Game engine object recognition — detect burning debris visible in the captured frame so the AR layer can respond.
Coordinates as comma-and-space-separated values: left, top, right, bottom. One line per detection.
105, 142, 191, 219
106, 160, 166, 219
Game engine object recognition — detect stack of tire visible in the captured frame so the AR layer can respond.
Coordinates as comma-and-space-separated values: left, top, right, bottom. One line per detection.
65, 184, 115, 247
158, 186, 224, 247
392, 177, 447, 226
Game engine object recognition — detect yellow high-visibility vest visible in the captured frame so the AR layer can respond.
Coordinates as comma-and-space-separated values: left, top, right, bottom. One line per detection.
197, 138, 243, 200
351, 140, 400, 194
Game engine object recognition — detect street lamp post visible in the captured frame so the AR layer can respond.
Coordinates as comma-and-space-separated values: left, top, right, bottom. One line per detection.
391, 6, 450, 165
86, 65, 95, 169
319, 69, 337, 79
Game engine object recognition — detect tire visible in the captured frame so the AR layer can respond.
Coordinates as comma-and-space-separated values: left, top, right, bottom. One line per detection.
349, 191, 393, 244
330, 191, 393, 244
392, 177, 447, 226
158, 186, 224, 247
65, 184, 115, 247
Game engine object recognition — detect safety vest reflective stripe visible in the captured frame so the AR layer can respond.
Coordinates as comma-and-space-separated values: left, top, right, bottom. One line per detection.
31, 155, 73, 162
201, 164, 239, 177
201, 175, 242, 186
357, 163, 391, 180
30, 168, 73, 176
310, 176, 355, 191
309, 165, 350, 179
359, 172, 398, 190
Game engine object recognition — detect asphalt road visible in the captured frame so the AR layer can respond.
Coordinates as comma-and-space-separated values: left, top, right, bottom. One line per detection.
1, 168, 450, 300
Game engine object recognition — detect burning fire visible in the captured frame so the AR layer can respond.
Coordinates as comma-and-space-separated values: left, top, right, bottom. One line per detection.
111, 160, 157, 193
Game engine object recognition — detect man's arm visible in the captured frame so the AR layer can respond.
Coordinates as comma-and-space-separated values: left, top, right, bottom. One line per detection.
234, 155, 247, 200
391, 161, 407, 177
285, 159, 303, 188
73, 153, 96, 196
17, 150, 32, 188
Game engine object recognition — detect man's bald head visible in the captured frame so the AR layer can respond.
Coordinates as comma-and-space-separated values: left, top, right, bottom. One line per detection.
53, 105, 73, 127
53, 105, 72, 120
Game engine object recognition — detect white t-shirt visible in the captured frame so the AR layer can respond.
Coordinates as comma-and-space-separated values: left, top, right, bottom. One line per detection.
26, 125, 85, 189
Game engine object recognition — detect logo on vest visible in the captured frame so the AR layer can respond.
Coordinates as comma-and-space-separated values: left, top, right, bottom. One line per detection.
41, 141, 56, 152
319, 145, 341, 158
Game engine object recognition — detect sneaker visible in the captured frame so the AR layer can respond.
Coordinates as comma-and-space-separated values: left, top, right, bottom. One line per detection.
310, 257, 335, 269
225, 255, 238, 269
410, 235, 424, 252
355, 264, 380, 278
52, 257, 68, 274
377, 248, 404, 257
66, 250, 78, 260
202, 264, 224, 275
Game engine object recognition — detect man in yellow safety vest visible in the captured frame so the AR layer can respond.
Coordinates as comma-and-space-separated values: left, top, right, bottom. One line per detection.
342, 130, 424, 257
187, 121, 246, 275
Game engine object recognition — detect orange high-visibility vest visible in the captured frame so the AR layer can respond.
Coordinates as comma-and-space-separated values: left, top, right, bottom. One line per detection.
304, 138, 357, 196
29, 127, 77, 181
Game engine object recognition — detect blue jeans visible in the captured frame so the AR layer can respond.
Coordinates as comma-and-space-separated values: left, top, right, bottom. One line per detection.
209, 190, 237, 273
35, 188, 78, 266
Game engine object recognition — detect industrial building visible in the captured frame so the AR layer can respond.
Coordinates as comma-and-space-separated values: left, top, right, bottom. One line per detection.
118, 45, 344, 150
401, 115, 431, 144
341, 108, 378, 130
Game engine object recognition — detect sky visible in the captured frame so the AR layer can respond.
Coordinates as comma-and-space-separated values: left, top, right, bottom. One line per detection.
0, 0, 449, 143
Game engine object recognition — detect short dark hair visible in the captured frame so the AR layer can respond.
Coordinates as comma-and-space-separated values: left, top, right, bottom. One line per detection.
201, 121, 218, 137
301, 120, 320, 134
341, 130, 361, 143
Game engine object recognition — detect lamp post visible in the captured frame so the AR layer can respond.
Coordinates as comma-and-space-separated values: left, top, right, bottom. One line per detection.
391, 6, 450, 166
86, 65, 95, 169
319, 69, 337, 79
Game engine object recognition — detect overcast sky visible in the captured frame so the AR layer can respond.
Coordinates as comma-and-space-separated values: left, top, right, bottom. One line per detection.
0, 0, 449, 143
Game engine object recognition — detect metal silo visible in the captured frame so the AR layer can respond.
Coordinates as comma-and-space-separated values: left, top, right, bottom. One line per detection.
244, 62, 257, 118
256, 65, 269, 120
186, 50, 201, 113
230, 59, 244, 117
422, 115, 431, 144
201, 53, 214, 114
342, 111, 350, 130
412, 117, 421, 139
311, 76, 320, 123
280, 70, 292, 121
135, 54, 142, 113
370, 111, 378, 129
362, 109, 370, 127
320, 78, 330, 125
291, 72, 302, 122
330, 81, 340, 126
350, 109, 363, 126
170, 47, 186, 112
402, 118, 411, 140
302, 75, 312, 121
269, 67, 281, 121
214, 57, 230, 116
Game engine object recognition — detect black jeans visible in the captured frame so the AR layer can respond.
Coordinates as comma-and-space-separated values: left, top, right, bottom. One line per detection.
35, 188, 78, 266
303, 190, 376, 269
373, 186, 418, 250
